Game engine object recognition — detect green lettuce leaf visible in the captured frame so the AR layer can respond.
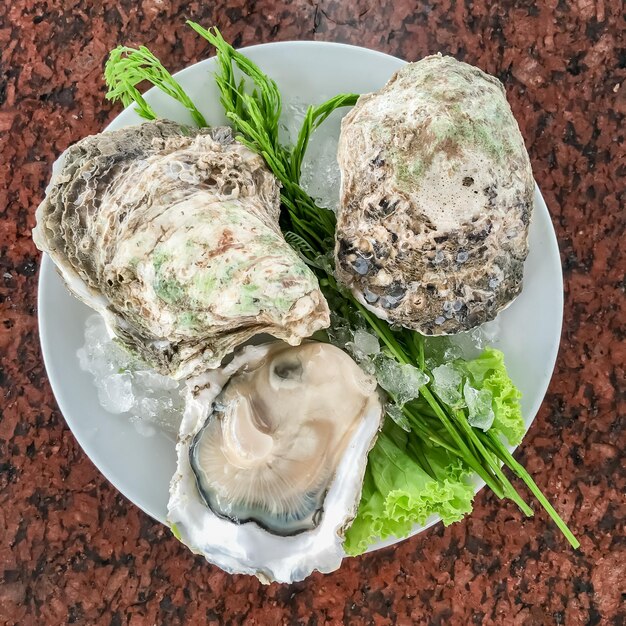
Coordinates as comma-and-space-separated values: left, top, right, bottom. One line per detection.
464, 348, 525, 446
344, 422, 474, 556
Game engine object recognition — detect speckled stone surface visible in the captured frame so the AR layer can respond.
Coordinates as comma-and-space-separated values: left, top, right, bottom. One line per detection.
1, 1, 624, 624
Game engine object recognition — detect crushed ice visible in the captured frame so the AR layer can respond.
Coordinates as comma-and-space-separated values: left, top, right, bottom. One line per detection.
463, 381, 495, 431
346, 328, 380, 362
375, 358, 430, 407
431, 363, 465, 409
77, 314, 184, 435
449, 316, 501, 358
385, 402, 411, 432
281, 97, 343, 212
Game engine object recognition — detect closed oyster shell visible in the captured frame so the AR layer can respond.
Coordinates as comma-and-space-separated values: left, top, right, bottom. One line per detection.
34, 120, 329, 377
336, 55, 534, 334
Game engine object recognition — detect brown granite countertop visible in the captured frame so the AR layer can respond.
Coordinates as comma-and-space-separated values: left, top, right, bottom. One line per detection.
1, 1, 624, 624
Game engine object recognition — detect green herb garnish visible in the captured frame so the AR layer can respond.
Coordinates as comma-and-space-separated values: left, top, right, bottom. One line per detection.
105, 46, 207, 127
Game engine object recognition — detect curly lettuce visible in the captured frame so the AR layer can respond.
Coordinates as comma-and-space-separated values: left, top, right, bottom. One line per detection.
464, 348, 525, 446
344, 422, 474, 556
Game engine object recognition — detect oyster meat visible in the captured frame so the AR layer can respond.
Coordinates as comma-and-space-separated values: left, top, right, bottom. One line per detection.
167, 341, 383, 583
336, 55, 534, 334
33, 120, 329, 377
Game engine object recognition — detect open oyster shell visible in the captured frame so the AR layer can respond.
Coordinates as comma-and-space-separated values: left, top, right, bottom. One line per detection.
336, 55, 534, 334
33, 120, 329, 378
167, 342, 383, 583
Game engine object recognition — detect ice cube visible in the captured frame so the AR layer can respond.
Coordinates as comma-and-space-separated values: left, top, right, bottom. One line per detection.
479, 317, 501, 345
451, 316, 502, 357
386, 402, 411, 432
431, 364, 465, 408
134, 396, 160, 421
327, 313, 353, 348
353, 329, 380, 356
301, 134, 341, 212
443, 344, 463, 362
278, 94, 343, 213
356, 356, 376, 376
79, 314, 136, 377
463, 381, 495, 431
375, 357, 429, 406
347, 329, 381, 363
97, 373, 134, 414
279, 99, 309, 145
280, 92, 343, 214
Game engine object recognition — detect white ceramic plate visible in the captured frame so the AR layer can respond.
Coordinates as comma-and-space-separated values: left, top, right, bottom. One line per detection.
37, 41, 563, 552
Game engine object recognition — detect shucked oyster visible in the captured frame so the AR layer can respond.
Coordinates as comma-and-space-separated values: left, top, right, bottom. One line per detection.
33, 121, 329, 378
168, 341, 383, 583
336, 55, 534, 334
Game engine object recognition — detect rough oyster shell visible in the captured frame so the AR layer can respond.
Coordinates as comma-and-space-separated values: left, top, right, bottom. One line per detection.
336, 55, 534, 334
167, 342, 383, 583
33, 120, 329, 377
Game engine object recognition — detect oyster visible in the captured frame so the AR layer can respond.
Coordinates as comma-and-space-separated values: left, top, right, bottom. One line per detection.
167, 341, 383, 583
33, 120, 329, 377
336, 55, 534, 334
